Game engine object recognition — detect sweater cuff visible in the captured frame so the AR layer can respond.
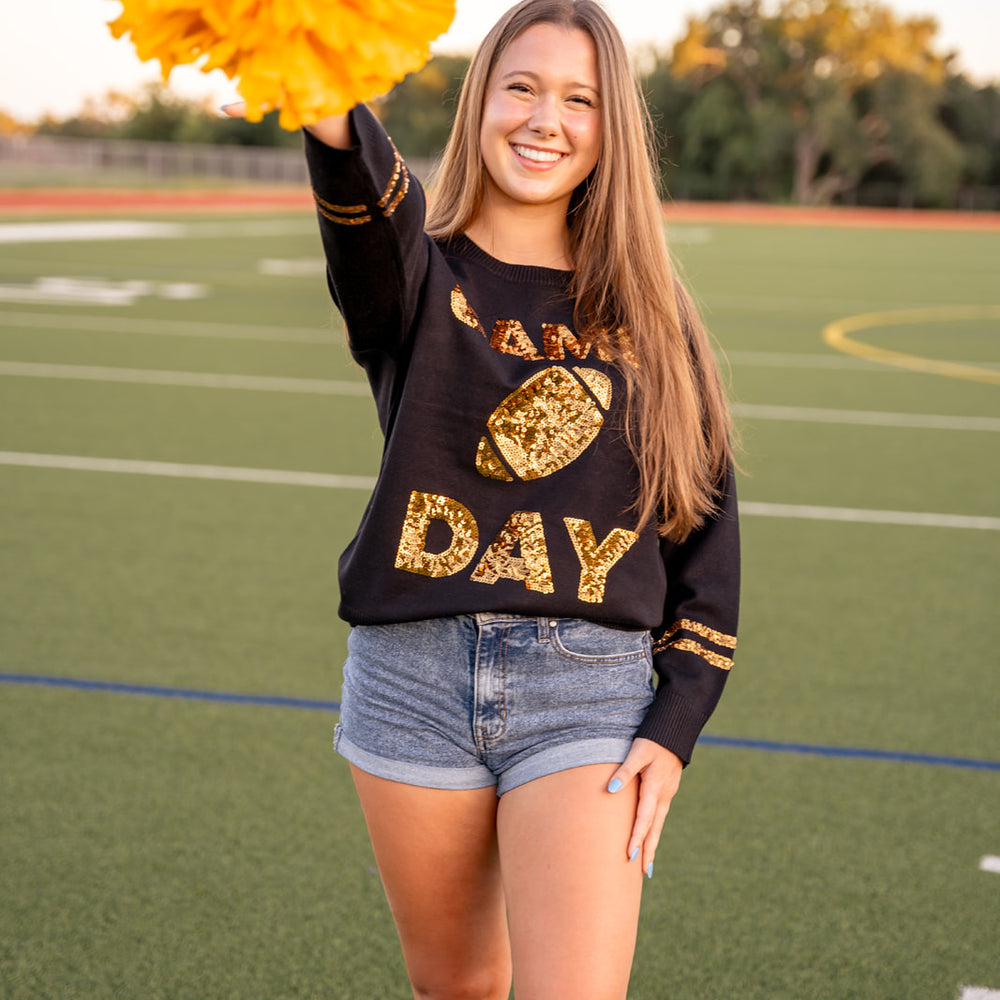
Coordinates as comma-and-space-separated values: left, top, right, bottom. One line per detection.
302, 117, 361, 197
634, 687, 710, 765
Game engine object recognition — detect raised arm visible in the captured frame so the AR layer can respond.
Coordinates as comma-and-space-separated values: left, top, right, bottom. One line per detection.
222, 101, 351, 149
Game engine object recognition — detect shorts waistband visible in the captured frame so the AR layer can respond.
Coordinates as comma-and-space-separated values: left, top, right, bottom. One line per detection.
472, 612, 557, 641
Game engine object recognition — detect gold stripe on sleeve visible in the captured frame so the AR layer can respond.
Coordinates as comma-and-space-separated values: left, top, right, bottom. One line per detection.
661, 618, 737, 650
665, 638, 735, 671
377, 141, 410, 218
313, 192, 371, 226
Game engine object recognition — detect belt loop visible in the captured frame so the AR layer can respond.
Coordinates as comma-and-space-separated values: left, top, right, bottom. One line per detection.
537, 617, 550, 642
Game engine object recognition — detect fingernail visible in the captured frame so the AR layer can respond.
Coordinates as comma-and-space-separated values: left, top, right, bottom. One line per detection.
607, 778, 623, 793
646, 862, 654, 879
629, 847, 639, 863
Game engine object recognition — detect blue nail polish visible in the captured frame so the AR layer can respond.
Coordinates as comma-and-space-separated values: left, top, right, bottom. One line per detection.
646, 862, 654, 879
629, 848, 639, 863
607, 778, 623, 793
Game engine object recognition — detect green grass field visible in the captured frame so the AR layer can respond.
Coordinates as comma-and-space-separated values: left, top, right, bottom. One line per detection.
1, 206, 997, 999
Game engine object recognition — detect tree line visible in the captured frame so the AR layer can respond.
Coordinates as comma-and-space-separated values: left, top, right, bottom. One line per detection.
31, 0, 1000, 209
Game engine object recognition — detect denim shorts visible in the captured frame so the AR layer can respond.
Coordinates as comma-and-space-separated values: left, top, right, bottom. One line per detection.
334, 613, 655, 796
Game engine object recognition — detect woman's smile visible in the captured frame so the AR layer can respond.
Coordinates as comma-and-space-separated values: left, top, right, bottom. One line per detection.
511, 143, 567, 165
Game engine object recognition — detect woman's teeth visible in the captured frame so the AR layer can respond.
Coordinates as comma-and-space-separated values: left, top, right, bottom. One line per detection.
513, 145, 563, 162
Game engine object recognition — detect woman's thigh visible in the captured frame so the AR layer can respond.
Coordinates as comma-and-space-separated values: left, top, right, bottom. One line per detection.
349, 765, 512, 1000
497, 762, 643, 1000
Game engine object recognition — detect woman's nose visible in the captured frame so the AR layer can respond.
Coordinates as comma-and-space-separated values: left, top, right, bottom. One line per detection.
527, 96, 559, 136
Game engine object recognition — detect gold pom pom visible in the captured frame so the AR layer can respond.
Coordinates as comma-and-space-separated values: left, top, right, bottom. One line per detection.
108, 0, 457, 130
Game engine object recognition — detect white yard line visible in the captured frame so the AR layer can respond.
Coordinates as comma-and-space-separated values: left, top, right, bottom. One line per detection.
0, 360, 368, 395
0, 310, 336, 343
739, 502, 1000, 532
1, 452, 997, 532
3, 361, 997, 431
0, 219, 315, 244
0, 221, 185, 243
2, 309, 992, 372
0, 277, 207, 307
731, 403, 1000, 432
178, 220, 317, 239
0, 452, 376, 490
258, 258, 326, 276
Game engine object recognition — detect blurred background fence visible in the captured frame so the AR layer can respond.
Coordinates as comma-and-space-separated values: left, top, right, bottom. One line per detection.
0, 133, 308, 185
0, 133, 443, 187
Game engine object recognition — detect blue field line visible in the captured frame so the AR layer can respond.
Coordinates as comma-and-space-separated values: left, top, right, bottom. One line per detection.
698, 734, 1000, 771
2, 671, 998, 772
0, 672, 340, 713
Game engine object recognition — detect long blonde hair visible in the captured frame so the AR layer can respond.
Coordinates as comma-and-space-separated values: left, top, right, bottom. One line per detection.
426, 0, 732, 541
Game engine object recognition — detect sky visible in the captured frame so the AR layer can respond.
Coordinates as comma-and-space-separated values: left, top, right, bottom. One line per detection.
0, 0, 997, 123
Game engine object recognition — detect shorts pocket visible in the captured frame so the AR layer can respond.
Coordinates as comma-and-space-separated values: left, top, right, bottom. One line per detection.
549, 620, 650, 664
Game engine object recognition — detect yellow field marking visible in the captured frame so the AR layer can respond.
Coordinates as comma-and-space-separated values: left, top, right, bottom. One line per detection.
822, 306, 1000, 384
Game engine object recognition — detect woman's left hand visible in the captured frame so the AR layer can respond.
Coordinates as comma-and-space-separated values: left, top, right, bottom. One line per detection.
607, 737, 684, 878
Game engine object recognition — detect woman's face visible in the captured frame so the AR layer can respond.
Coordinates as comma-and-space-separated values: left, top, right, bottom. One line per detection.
478, 22, 602, 216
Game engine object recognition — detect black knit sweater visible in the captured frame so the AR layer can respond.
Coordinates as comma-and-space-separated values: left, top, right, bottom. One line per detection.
305, 106, 740, 763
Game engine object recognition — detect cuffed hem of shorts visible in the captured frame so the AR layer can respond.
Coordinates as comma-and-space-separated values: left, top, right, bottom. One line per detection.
334, 731, 498, 791
335, 729, 633, 797
497, 737, 634, 796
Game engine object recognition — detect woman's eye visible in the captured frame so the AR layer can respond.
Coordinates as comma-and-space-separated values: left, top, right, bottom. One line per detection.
568, 96, 594, 107
508, 83, 531, 94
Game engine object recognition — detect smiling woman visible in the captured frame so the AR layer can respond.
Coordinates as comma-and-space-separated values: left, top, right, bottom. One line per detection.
225, 1, 740, 997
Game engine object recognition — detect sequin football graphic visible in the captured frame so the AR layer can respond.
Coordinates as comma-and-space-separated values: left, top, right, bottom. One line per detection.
476, 367, 613, 482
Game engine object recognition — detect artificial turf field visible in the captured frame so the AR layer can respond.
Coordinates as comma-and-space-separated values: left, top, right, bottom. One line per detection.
0, 202, 997, 999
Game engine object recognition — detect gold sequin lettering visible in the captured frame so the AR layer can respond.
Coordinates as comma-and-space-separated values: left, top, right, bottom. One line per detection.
490, 319, 544, 360
395, 492, 479, 578
594, 328, 640, 370
470, 511, 554, 594
542, 323, 592, 360
446, 290, 628, 369
451, 285, 486, 335
563, 518, 639, 604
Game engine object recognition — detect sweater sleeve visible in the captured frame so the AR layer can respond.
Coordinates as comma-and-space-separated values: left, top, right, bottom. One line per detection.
633, 465, 741, 764
302, 105, 429, 358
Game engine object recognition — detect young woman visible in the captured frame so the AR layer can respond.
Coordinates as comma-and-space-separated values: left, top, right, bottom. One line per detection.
232, 1, 738, 995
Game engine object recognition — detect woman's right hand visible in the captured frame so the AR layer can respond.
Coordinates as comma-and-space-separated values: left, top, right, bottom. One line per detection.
221, 101, 352, 149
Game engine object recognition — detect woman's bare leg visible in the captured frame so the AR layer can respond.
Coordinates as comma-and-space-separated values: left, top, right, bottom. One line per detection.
349, 765, 512, 1000
497, 763, 643, 1000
